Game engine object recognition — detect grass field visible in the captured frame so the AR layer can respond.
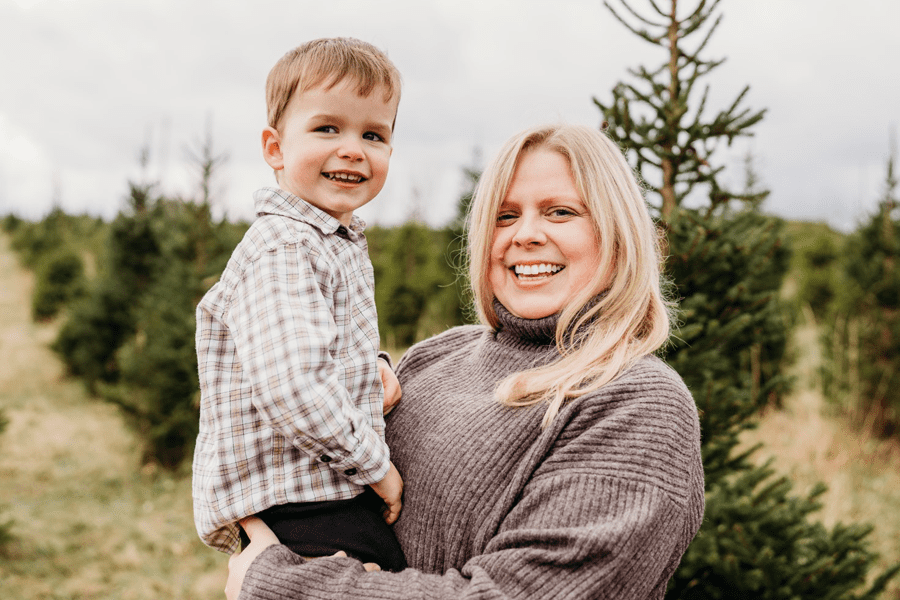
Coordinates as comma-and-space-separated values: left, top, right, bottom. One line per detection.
0, 234, 227, 599
0, 230, 898, 598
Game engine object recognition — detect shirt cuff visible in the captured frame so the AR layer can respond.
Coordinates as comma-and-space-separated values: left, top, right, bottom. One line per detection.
293, 426, 390, 486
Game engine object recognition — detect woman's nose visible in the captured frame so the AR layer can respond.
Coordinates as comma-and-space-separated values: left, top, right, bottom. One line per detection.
512, 214, 546, 246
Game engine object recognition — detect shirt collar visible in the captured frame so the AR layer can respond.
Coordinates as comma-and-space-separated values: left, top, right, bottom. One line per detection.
253, 187, 367, 240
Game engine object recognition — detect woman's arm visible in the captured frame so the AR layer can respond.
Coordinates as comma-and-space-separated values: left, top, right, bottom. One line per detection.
226, 519, 382, 600
230, 472, 698, 600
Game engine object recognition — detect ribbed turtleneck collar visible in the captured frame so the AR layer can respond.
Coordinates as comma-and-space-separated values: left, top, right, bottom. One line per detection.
492, 293, 608, 348
493, 300, 559, 346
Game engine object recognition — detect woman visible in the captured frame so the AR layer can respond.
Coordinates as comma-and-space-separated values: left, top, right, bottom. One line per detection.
227, 123, 704, 599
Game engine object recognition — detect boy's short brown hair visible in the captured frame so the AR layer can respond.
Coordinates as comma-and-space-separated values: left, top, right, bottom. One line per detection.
266, 37, 402, 130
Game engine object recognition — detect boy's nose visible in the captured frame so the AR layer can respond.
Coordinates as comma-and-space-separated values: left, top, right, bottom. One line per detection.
337, 137, 364, 161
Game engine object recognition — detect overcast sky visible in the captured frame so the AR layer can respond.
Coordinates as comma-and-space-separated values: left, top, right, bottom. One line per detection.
1, 0, 898, 231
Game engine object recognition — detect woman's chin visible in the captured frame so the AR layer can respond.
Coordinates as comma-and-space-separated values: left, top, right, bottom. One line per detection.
500, 295, 563, 320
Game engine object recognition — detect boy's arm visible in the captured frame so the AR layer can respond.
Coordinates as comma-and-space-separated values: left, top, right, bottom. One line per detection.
226, 243, 389, 486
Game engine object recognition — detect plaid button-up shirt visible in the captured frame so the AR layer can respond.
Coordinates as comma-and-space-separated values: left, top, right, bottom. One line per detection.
192, 187, 390, 553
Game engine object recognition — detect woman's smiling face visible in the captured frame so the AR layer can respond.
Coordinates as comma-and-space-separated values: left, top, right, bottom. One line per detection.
488, 147, 605, 320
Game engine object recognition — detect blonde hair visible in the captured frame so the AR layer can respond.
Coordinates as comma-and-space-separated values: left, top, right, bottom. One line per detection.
467, 123, 673, 428
265, 37, 402, 130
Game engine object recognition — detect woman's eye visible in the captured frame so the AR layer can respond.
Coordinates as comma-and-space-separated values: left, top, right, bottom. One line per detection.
549, 207, 578, 218
496, 213, 517, 225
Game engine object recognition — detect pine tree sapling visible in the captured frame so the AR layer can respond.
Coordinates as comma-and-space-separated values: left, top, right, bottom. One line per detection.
53, 278, 135, 391
104, 258, 203, 468
31, 248, 86, 321
794, 226, 842, 321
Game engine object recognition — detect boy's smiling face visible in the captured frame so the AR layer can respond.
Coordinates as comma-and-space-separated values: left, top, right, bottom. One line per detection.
262, 78, 397, 226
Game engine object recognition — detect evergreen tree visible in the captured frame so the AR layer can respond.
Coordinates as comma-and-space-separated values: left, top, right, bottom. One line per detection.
823, 140, 900, 438
9, 207, 69, 269
793, 223, 843, 321
52, 180, 160, 392
596, 1, 897, 596
104, 241, 204, 468
52, 277, 134, 390
594, 0, 765, 219
31, 248, 86, 321
3, 209, 97, 322
369, 221, 464, 349
1, 214, 23, 233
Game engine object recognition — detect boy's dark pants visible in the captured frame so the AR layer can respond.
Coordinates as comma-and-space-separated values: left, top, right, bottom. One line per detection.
239, 488, 407, 572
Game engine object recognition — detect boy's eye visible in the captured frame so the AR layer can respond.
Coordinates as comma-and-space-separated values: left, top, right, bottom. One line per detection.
315, 125, 338, 134
363, 131, 386, 142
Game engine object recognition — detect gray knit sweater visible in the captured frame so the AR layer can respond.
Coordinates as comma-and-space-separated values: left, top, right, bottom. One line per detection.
240, 304, 705, 600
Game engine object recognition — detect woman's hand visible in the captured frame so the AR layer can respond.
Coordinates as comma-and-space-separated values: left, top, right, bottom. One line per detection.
225, 517, 279, 600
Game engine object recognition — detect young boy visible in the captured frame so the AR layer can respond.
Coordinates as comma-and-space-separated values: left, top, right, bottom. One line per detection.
192, 37, 406, 571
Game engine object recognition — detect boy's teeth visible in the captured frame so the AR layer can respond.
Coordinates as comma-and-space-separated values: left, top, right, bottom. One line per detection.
326, 172, 363, 183
514, 263, 564, 276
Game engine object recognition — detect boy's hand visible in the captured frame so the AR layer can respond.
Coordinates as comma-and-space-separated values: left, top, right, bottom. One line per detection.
378, 358, 402, 415
225, 517, 279, 600
369, 462, 403, 524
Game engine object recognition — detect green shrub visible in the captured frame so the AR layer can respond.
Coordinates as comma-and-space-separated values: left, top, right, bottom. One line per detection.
10, 218, 59, 268
1, 214, 22, 233
788, 222, 844, 319
672, 465, 897, 600
52, 278, 134, 391
31, 249, 86, 321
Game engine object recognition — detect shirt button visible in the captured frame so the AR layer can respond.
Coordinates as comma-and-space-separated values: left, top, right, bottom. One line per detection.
320, 455, 332, 463
343, 468, 357, 476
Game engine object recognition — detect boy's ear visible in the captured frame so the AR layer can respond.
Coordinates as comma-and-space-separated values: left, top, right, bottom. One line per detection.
261, 127, 284, 172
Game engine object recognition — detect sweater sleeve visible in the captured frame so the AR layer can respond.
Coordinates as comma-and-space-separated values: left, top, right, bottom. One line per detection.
239, 475, 690, 600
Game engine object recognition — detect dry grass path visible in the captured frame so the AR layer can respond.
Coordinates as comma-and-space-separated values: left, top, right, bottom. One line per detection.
0, 234, 226, 599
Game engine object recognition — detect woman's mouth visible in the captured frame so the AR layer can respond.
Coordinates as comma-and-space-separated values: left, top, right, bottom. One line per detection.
512, 263, 565, 279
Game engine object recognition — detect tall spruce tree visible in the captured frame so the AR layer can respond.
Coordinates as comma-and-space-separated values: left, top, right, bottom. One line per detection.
596, 1, 898, 597
595, 0, 765, 219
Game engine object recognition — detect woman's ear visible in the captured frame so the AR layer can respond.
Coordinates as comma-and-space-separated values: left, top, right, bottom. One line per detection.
261, 127, 284, 172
